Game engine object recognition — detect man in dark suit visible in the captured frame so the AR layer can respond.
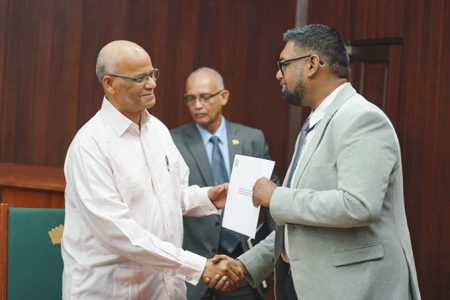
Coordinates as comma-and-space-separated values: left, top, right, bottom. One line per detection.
171, 67, 278, 300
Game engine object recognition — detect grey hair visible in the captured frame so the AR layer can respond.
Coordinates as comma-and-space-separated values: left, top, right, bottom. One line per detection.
95, 52, 113, 84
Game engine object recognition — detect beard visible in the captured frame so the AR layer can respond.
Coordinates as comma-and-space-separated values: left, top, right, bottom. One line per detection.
282, 78, 304, 107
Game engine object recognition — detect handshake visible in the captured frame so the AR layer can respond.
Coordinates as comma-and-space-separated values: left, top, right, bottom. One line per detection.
201, 254, 248, 292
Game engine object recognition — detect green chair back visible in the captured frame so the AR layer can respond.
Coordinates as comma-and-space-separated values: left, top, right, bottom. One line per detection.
7, 207, 64, 300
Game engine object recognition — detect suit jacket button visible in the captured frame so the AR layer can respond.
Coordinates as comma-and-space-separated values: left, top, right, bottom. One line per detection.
212, 248, 217, 253
215, 221, 221, 226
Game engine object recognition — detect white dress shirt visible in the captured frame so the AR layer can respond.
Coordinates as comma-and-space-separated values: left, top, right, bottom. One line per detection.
62, 98, 218, 299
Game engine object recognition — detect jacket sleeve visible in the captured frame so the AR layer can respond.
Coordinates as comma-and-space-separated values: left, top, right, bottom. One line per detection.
238, 231, 276, 287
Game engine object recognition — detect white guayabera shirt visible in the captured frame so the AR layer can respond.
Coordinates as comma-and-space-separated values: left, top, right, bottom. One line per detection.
62, 98, 218, 300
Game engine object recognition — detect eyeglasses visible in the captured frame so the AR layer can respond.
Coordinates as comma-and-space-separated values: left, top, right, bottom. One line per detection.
183, 90, 223, 105
277, 55, 311, 76
108, 68, 160, 84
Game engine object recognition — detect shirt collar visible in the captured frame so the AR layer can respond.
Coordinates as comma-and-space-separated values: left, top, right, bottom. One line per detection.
100, 97, 151, 136
196, 116, 227, 146
309, 82, 349, 128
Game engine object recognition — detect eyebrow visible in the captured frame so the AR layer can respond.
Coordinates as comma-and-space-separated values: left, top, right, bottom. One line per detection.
135, 69, 155, 77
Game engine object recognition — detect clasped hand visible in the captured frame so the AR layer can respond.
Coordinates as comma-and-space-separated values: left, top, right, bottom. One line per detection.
201, 255, 247, 292
208, 183, 229, 209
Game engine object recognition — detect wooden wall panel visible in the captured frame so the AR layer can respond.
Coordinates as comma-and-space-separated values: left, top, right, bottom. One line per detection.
307, 0, 450, 298
348, 42, 403, 128
353, 0, 404, 39
308, 0, 404, 40
0, 0, 84, 166
307, 0, 353, 38
0, 0, 297, 179
401, 0, 450, 299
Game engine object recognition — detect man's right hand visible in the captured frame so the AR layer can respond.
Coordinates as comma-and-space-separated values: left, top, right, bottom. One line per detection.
202, 255, 248, 291
201, 255, 245, 292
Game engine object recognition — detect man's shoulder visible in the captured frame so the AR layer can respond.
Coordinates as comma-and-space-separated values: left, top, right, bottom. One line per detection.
227, 121, 264, 138
337, 93, 389, 123
170, 122, 196, 137
72, 112, 105, 142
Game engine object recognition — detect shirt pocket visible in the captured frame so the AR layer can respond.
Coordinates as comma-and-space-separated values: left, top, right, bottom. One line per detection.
332, 244, 384, 267
166, 160, 181, 203
115, 165, 149, 204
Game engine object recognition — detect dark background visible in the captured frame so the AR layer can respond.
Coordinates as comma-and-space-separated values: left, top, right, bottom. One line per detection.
0, 0, 448, 298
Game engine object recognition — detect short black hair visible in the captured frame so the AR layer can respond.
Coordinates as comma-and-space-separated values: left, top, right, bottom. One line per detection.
283, 24, 350, 78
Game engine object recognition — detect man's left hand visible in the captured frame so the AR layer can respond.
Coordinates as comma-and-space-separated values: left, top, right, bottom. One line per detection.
252, 177, 276, 208
208, 183, 229, 209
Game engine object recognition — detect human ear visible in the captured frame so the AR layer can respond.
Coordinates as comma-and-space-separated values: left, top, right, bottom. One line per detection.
306, 54, 321, 77
220, 90, 230, 106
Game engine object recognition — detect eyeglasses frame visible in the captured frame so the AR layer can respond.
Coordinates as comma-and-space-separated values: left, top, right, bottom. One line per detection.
277, 54, 312, 76
183, 89, 224, 106
107, 68, 160, 84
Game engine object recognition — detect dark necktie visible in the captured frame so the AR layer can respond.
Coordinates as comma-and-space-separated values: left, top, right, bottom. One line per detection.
210, 136, 241, 254
274, 118, 312, 261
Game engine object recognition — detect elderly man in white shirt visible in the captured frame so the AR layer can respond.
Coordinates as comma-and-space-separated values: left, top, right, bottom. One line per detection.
62, 40, 242, 300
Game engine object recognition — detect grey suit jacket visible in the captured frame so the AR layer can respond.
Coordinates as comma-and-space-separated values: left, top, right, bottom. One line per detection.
239, 84, 421, 300
171, 119, 278, 299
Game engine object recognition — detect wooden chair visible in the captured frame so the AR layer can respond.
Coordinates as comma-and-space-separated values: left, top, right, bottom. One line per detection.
0, 203, 64, 300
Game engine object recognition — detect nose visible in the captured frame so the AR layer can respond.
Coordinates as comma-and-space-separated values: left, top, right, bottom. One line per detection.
193, 98, 204, 109
276, 69, 283, 80
144, 77, 156, 89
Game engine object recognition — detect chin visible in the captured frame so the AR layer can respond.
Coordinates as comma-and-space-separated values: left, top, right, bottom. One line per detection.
144, 99, 156, 110
194, 116, 208, 123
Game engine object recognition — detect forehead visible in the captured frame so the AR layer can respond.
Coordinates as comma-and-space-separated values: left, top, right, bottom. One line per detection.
186, 74, 217, 92
115, 51, 153, 75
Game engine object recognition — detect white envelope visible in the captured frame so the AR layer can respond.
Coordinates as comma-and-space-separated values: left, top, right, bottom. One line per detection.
222, 155, 275, 238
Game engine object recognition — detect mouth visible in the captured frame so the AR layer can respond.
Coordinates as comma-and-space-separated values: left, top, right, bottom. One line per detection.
141, 92, 154, 98
194, 113, 207, 118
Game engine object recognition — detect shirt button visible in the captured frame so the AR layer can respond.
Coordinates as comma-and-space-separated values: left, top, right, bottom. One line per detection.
186, 275, 192, 281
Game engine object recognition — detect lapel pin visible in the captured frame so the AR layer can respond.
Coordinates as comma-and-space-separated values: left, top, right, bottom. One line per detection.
232, 139, 240, 145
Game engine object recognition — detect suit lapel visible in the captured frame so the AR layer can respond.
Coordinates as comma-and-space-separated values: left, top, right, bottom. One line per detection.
226, 120, 243, 169
184, 123, 215, 186
225, 120, 249, 246
292, 84, 357, 186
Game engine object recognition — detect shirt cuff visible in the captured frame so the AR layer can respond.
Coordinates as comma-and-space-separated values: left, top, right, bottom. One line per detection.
171, 250, 206, 285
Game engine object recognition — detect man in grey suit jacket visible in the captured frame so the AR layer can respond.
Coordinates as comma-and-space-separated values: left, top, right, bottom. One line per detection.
171, 67, 278, 300
210, 25, 421, 299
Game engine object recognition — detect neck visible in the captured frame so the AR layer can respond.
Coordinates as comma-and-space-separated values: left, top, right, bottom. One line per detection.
309, 78, 346, 110
107, 96, 142, 125
204, 116, 223, 134
125, 112, 141, 126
